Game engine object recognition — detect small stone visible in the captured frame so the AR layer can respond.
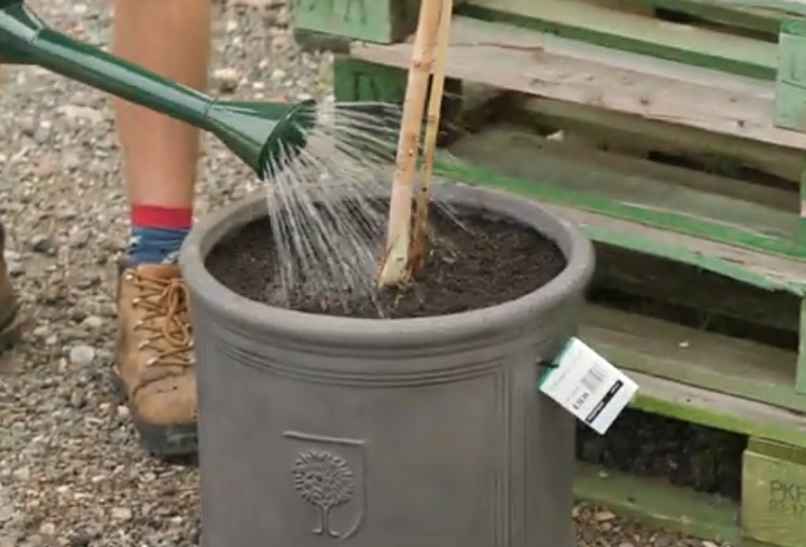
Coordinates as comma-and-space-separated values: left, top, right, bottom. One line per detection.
39, 523, 55, 536
34, 155, 58, 178
70, 389, 85, 409
619, 543, 636, 547
111, 507, 132, 521
59, 208, 78, 220
69, 230, 90, 249
62, 151, 82, 171
69, 345, 96, 367
12, 466, 30, 481
81, 316, 103, 331
34, 123, 52, 144
117, 405, 130, 419
595, 510, 616, 522
701, 543, 718, 547
57, 105, 104, 125
213, 68, 240, 93
7, 261, 23, 277
19, 115, 36, 136
30, 234, 54, 254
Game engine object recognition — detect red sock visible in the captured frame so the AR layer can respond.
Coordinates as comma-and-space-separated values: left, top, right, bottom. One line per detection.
132, 205, 193, 230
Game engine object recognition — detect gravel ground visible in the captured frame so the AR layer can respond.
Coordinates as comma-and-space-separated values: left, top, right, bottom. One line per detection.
0, 1, 734, 546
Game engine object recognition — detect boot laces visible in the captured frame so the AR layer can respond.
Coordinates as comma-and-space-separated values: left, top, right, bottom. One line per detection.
129, 272, 194, 369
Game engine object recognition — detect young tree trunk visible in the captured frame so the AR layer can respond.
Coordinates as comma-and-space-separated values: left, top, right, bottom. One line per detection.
378, 0, 444, 287
410, 0, 454, 275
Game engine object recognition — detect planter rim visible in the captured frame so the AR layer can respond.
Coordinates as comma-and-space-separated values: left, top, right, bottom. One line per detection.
179, 183, 595, 349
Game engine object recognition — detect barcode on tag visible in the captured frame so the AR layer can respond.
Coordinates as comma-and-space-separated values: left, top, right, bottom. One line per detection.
539, 338, 638, 435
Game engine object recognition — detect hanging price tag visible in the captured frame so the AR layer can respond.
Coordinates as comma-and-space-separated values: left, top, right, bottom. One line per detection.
539, 337, 638, 435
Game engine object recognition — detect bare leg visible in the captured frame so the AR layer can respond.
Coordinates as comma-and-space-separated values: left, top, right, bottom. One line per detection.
113, 0, 211, 209
112, 0, 211, 458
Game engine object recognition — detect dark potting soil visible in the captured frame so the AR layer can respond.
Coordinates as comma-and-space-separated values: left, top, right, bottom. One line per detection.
577, 409, 746, 500
205, 205, 567, 319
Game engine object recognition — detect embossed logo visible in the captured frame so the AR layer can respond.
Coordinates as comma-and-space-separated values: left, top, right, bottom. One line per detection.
284, 431, 367, 540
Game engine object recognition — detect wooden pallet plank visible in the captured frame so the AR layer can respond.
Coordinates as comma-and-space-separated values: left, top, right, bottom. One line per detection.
743, 444, 806, 546
798, 300, 806, 393
625, 370, 806, 449
350, 16, 806, 152
581, 304, 804, 413
333, 55, 408, 102
457, 0, 777, 78
592, 244, 800, 334
518, 95, 805, 184
291, 0, 419, 43
443, 125, 806, 259
647, 0, 789, 34
460, 123, 797, 213
697, 0, 806, 18
574, 462, 740, 544
776, 20, 806, 133
436, 174, 806, 294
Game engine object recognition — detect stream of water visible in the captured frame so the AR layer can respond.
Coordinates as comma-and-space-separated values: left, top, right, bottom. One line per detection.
260, 101, 403, 313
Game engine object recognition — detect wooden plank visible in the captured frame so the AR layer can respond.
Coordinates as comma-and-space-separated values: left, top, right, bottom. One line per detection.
801, 170, 806, 241
650, 0, 781, 33
647, 0, 799, 35
581, 304, 804, 413
798, 300, 806, 393
592, 244, 800, 333
436, 172, 806, 294
291, 0, 420, 44
776, 20, 806, 133
574, 462, 740, 544
549, 204, 806, 294
625, 370, 806, 449
350, 16, 806, 152
333, 55, 408, 102
703, 0, 806, 17
474, 121, 797, 212
444, 125, 806, 259
751, 438, 806, 466
332, 55, 465, 138
458, 0, 777, 78
292, 0, 466, 43
518, 95, 805, 184
742, 445, 806, 546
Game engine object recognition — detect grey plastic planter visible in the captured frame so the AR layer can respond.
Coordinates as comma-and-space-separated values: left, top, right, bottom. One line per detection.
179, 183, 595, 547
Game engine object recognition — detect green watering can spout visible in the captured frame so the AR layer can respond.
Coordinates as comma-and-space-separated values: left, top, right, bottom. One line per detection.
0, 0, 314, 179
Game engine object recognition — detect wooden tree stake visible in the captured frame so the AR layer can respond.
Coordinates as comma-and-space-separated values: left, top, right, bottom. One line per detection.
410, 0, 454, 275
378, 0, 443, 287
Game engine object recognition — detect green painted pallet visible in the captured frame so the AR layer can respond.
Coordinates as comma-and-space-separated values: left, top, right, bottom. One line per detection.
457, 0, 778, 78
646, 0, 790, 34
574, 461, 740, 544
291, 0, 420, 43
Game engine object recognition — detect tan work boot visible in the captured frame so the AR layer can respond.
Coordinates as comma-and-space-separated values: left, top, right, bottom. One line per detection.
0, 221, 22, 352
115, 263, 198, 457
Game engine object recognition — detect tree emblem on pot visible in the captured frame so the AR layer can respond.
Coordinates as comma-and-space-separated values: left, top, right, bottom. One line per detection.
293, 448, 356, 537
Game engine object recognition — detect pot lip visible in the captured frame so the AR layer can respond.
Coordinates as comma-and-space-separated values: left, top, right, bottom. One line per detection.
179, 183, 595, 347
